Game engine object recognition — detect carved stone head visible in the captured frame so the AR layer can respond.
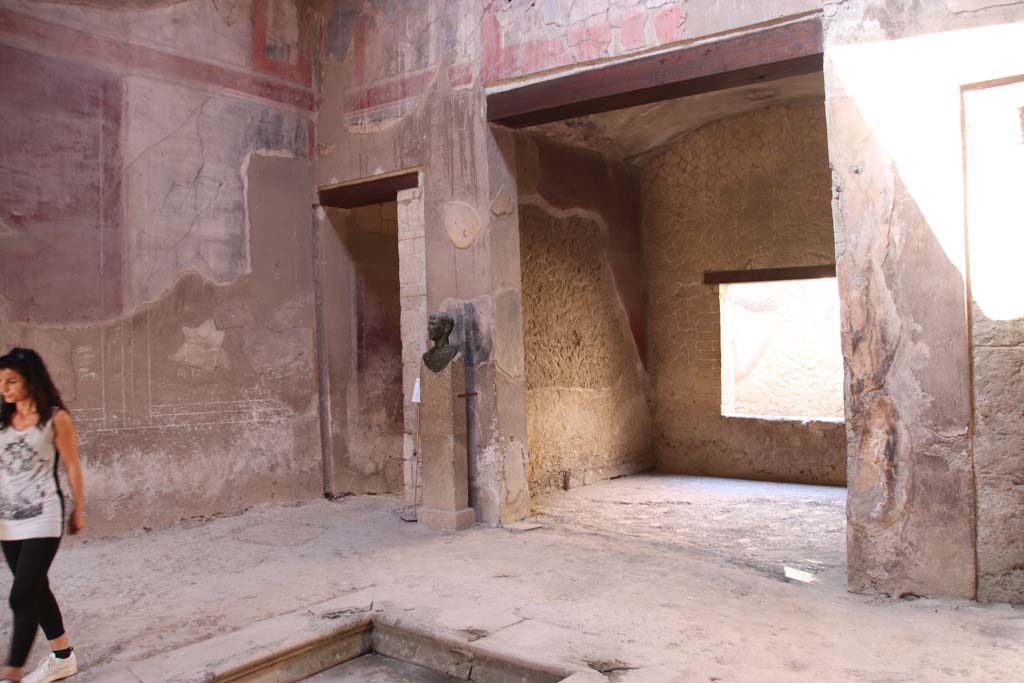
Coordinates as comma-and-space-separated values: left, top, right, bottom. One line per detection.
427, 313, 454, 344
423, 312, 458, 373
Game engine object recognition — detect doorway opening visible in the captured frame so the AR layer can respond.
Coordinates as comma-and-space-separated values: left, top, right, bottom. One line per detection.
315, 172, 420, 500
494, 19, 847, 583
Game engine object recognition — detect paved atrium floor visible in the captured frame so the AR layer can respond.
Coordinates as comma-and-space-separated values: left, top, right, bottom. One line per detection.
2, 475, 1020, 682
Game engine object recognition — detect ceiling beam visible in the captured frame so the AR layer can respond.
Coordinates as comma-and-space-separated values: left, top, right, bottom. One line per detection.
487, 18, 823, 128
703, 264, 836, 285
318, 172, 419, 209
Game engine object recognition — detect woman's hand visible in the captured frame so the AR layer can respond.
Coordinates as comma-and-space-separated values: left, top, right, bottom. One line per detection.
69, 510, 85, 535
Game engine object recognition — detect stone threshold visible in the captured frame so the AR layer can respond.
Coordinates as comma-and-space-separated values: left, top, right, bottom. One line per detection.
85, 594, 609, 683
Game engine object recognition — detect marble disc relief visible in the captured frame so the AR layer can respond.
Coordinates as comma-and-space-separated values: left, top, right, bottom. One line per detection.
443, 201, 482, 249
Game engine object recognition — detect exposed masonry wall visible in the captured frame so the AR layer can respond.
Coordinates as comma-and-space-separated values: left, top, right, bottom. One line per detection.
516, 135, 654, 492
642, 104, 846, 486
0, 0, 318, 536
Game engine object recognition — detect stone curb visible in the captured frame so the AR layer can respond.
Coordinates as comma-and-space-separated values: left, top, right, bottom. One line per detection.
73, 592, 609, 683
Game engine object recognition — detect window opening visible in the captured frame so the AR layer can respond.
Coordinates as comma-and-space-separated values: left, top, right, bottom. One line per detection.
719, 277, 843, 420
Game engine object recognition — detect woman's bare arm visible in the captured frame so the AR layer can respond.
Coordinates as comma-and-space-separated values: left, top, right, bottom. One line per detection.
53, 410, 86, 534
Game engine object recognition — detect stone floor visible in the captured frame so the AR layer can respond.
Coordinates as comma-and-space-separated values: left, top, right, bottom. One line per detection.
532, 474, 847, 587
1, 474, 1022, 682
302, 654, 459, 682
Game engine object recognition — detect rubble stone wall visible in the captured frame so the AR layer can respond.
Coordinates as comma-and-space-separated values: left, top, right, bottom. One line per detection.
516, 136, 654, 492
641, 104, 846, 486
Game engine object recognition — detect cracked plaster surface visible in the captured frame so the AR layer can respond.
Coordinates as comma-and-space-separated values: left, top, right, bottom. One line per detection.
121, 76, 306, 309
485, 0, 687, 81
0, 0, 253, 70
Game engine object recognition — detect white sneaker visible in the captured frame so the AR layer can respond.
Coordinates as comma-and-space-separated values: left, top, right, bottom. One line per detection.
22, 652, 77, 683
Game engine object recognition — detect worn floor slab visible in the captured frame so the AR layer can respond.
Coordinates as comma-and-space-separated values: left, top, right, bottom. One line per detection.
0, 476, 1020, 682
302, 653, 460, 683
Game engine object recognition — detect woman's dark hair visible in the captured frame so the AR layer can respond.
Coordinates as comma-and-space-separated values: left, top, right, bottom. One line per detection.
0, 348, 67, 428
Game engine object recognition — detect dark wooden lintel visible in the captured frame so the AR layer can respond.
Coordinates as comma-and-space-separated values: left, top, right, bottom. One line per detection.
703, 264, 836, 285
318, 172, 419, 209
487, 19, 823, 128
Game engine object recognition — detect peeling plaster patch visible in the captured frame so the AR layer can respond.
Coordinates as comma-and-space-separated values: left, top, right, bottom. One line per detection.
494, 288, 524, 379
653, 4, 685, 45
171, 319, 230, 372
267, 295, 312, 331
214, 300, 254, 329
518, 194, 609, 237
0, 215, 24, 238
345, 103, 418, 133
73, 345, 99, 384
489, 186, 515, 216
241, 147, 298, 278
243, 327, 312, 374
472, 442, 502, 524
123, 72, 306, 309
443, 201, 482, 249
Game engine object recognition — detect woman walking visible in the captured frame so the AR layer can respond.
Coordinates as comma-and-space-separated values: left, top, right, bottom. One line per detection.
0, 349, 83, 683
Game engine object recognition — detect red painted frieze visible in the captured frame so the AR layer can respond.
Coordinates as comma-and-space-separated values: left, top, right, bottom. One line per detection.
0, 8, 315, 112
250, 0, 313, 87
481, 2, 688, 85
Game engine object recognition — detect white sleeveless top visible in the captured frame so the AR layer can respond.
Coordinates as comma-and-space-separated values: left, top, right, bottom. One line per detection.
0, 416, 64, 540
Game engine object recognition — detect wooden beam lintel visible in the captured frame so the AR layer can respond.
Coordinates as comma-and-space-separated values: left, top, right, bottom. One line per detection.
318, 172, 419, 209
487, 18, 823, 128
703, 264, 836, 285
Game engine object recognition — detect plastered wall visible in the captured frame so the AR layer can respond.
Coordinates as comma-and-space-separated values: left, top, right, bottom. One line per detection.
642, 104, 846, 486
317, 0, 533, 524
0, 0, 319, 536
480, 0, 821, 84
516, 135, 653, 492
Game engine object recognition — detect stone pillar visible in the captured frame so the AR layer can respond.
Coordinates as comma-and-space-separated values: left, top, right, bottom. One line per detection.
823, 0, 1024, 599
397, 187, 428, 510
418, 356, 475, 530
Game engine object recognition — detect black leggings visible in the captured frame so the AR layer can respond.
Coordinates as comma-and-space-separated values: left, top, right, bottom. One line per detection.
1, 538, 65, 668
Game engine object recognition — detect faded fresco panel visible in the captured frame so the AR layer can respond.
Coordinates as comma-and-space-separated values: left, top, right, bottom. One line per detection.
0, 0, 254, 73
120, 76, 308, 308
0, 43, 122, 324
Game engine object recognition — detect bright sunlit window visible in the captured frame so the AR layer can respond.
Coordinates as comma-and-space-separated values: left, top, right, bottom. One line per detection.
719, 278, 844, 420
